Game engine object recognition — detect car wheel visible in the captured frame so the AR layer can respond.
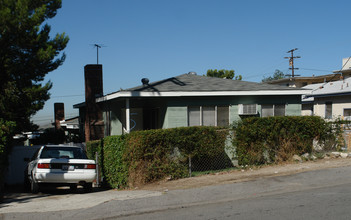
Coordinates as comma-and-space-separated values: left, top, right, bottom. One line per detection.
30, 174, 39, 194
70, 184, 77, 191
83, 182, 92, 193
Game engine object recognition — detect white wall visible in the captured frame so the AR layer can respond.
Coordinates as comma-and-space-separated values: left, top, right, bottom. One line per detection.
313, 96, 351, 119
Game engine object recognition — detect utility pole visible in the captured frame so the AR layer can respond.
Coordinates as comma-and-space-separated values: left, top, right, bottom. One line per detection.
284, 48, 301, 77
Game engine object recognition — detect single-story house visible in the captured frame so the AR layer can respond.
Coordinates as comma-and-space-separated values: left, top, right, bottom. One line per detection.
89, 72, 308, 136
302, 76, 351, 120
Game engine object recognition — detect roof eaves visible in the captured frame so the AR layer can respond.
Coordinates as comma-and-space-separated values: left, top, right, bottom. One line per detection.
96, 89, 309, 103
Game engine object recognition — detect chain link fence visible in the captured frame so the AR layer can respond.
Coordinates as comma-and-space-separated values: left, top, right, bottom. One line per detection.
187, 142, 237, 177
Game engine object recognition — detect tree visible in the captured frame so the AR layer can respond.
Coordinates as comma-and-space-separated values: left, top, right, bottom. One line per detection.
206, 69, 242, 80
0, 0, 69, 132
262, 69, 286, 82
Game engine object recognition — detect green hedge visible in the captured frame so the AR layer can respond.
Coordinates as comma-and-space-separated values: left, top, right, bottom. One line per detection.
86, 126, 228, 189
233, 116, 338, 165
86, 140, 102, 160
103, 135, 129, 189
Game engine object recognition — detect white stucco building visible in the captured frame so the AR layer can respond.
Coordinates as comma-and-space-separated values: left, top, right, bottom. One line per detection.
302, 57, 351, 120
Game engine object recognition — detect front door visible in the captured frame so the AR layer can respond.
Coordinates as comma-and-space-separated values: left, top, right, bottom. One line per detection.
143, 108, 159, 130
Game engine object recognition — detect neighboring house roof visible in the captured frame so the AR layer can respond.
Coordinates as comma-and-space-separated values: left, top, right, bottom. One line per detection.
303, 77, 351, 98
96, 73, 308, 103
73, 102, 85, 108
301, 84, 321, 103
267, 73, 342, 85
59, 116, 79, 129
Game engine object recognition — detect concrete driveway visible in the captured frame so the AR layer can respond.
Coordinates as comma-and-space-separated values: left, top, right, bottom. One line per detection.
0, 187, 162, 213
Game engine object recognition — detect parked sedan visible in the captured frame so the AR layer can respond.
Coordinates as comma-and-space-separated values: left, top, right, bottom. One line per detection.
25, 145, 96, 193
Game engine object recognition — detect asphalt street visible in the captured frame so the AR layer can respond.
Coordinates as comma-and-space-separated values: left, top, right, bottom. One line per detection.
2, 165, 351, 220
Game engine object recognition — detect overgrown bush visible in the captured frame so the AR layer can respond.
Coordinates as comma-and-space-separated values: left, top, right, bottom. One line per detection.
125, 129, 187, 187
86, 139, 102, 160
233, 116, 340, 165
103, 135, 128, 189
86, 126, 228, 189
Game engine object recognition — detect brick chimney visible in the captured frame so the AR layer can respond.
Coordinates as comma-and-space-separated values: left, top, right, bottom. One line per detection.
54, 103, 65, 130
84, 64, 104, 142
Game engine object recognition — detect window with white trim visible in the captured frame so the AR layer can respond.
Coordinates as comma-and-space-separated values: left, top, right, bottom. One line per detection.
238, 104, 257, 115
188, 106, 229, 127
261, 104, 286, 117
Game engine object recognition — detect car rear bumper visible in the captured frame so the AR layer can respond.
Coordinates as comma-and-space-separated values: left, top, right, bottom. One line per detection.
34, 170, 96, 184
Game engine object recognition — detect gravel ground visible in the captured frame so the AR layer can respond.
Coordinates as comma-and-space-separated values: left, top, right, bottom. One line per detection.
139, 157, 351, 191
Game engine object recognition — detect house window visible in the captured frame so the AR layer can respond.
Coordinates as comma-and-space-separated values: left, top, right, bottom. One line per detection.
344, 109, 351, 121
202, 106, 215, 126
188, 106, 200, 126
188, 106, 229, 127
261, 104, 286, 117
325, 102, 332, 119
217, 106, 229, 126
274, 104, 285, 116
261, 105, 273, 117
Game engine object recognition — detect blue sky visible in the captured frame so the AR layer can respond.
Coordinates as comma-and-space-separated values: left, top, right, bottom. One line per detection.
32, 0, 351, 126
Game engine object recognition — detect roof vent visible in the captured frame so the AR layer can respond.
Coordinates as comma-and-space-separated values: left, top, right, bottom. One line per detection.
141, 78, 149, 86
188, 71, 197, 75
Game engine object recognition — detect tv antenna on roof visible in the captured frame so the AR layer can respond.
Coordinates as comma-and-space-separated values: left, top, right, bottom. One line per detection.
91, 44, 106, 64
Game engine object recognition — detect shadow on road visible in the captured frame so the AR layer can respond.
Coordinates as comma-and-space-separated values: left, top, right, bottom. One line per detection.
1, 184, 110, 208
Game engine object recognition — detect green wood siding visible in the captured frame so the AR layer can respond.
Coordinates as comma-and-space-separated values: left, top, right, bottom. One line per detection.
105, 95, 302, 135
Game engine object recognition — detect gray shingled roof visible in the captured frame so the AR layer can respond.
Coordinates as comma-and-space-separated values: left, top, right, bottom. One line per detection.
114, 73, 303, 94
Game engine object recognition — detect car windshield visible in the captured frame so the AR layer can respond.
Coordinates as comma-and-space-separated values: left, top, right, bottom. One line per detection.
40, 147, 88, 159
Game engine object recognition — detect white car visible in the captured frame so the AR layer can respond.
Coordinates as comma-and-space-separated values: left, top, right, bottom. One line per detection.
25, 145, 96, 193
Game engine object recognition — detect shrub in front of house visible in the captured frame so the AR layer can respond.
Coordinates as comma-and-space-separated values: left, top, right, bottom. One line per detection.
124, 127, 228, 187
233, 116, 340, 165
86, 139, 101, 160
103, 135, 129, 189
124, 129, 187, 187
86, 126, 228, 189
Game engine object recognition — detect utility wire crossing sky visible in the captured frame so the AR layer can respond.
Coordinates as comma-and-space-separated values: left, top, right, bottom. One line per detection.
31, 0, 351, 126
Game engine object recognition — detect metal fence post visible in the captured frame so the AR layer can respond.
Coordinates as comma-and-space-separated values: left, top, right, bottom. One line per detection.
95, 152, 100, 187
189, 155, 192, 177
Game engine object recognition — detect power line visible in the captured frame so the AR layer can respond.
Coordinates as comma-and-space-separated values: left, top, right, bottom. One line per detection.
244, 59, 288, 80
312, 56, 351, 92
299, 68, 333, 73
51, 94, 84, 98
31, 113, 79, 120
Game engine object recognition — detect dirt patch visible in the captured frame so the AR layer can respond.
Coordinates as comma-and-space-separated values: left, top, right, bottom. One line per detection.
139, 157, 351, 191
